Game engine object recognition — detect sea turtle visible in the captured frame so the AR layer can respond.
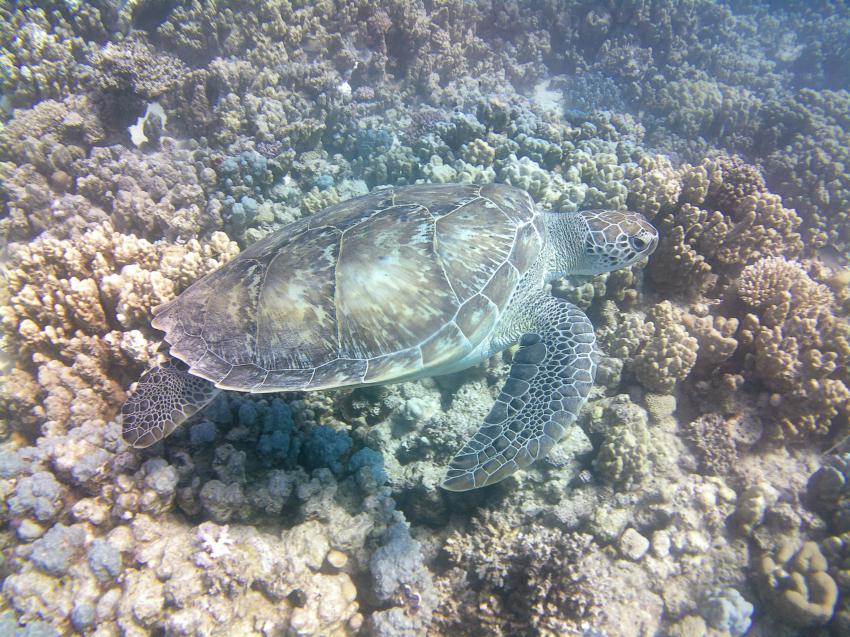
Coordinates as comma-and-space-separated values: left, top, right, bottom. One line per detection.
121, 183, 657, 491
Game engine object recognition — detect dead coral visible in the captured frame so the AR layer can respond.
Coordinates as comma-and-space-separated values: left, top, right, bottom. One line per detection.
438, 512, 602, 636
88, 38, 188, 100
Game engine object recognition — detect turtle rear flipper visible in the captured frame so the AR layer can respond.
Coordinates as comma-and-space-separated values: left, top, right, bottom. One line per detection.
121, 360, 220, 448
441, 296, 598, 491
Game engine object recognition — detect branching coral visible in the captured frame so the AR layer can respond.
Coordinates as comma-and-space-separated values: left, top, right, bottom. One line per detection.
764, 89, 850, 256
0, 6, 102, 107
632, 302, 699, 394
88, 38, 188, 101
736, 257, 850, 439
1, 221, 238, 437
592, 395, 655, 489
439, 512, 602, 636
629, 155, 803, 297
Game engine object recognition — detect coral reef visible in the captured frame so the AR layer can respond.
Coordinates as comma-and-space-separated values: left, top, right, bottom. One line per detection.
1, 0, 849, 635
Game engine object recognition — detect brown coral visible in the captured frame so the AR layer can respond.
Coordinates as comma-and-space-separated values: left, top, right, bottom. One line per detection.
736, 257, 850, 439
756, 541, 839, 627
632, 301, 698, 394
628, 155, 804, 298
88, 38, 189, 100
1, 221, 238, 438
438, 512, 602, 636
683, 413, 738, 476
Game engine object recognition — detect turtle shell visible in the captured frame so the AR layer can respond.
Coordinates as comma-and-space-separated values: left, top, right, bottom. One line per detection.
151, 183, 542, 391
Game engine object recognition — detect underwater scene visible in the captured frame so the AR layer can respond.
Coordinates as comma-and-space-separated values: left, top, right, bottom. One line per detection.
1, 1, 850, 635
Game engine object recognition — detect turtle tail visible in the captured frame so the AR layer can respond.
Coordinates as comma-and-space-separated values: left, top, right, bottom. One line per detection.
121, 359, 220, 448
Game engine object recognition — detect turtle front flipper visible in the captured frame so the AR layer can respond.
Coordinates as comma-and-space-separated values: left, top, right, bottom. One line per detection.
441, 297, 599, 491
121, 359, 220, 448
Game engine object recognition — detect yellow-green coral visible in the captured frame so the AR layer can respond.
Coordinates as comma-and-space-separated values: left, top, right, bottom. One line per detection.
757, 541, 839, 627
630, 155, 803, 297
1, 221, 238, 437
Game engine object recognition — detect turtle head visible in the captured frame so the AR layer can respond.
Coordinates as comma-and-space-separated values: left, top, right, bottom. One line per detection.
545, 209, 658, 278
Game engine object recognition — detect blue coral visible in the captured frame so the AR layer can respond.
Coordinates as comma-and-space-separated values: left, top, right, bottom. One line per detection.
28, 523, 86, 576
69, 447, 111, 486
302, 425, 352, 476
368, 522, 435, 635
257, 398, 299, 464
348, 447, 388, 487
8, 471, 63, 522
701, 588, 753, 637
70, 603, 95, 631
315, 174, 334, 190
0, 449, 26, 479
356, 127, 394, 158
189, 420, 218, 445
87, 538, 122, 583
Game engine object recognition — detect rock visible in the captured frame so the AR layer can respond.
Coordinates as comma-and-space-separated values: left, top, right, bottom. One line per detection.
619, 527, 650, 561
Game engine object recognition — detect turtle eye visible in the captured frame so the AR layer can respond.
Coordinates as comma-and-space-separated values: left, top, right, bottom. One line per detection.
630, 236, 647, 251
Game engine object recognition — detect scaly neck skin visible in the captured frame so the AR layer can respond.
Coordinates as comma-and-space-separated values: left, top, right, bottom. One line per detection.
542, 210, 588, 281
491, 212, 585, 350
